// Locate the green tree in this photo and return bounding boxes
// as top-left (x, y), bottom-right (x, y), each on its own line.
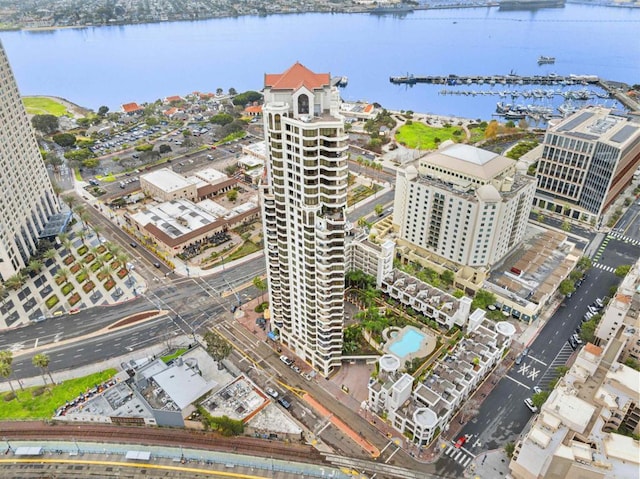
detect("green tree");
top-left (228, 87), bottom-right (237, 96)
top-left (484, 120), bottom-right (498, 139)
top-left (252, 276), bottom-right (267, 303)
top-left (55, 267), bottom-right (70, 284)
top-left (210, 113), bottom-right (234, 125)
top-left (614, 265), bottom-right (631, 277)
top-left (52, 133), bottom-right (77, 147)
top-left (561, 220), bottom-right (571, 232)
top-left (231, 90), bottom-right (263, 106)
top-left (97, 105), bottom-right (109, 116)
top-left (471, 289), bottom-right (497, 311)
top-left (504, 442), bottom-right (515, 458)
top-left (0, 350), bottom-right (20, 397)
top-left (559, 279), bottom-right (575, 296)
top-left (580, 319), bottom-right (597, 343)
top-left (226, 189), bottom-right (238, 202)
top-left (531, 390), bottom-right (550, 408)
top-left (158, 144), bottom-right (172, 154)
top-left (203, 331), bottom-right (232, 369)
top-left (32, 353), bottom-right (54, 385)
top-left (27, 259), bottom-right (44, 275)
top-left (577, 256), bottom-right (592, 270)
top-left (374, 204), bottom-right (384, 216)
top-left (31, 114), bottom-right (59, 134)
top-left (5, 273), bottom-right (26, 291)
top-left (43, 248), bottom-right (57, 263)
top-left (441, 270), bottom-right (455, 286)
top-left (216, 88), bottom-right (223, 95)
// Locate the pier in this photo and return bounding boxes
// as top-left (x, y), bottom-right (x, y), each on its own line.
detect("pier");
top-left (389, 73), bottom-right (600, 87)
top-left (390, 73), bottom-right (639, 112)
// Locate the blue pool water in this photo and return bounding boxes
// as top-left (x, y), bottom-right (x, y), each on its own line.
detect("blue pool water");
top-left (389, 329), bottom-right (426, 358)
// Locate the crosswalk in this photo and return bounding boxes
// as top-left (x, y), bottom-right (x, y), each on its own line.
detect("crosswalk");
top-left (608, 232), bottom-right (640, 247)
top-left (593, 262), bottom-right (616, 273)
top-left (444, 444), bottom-right (475, 468)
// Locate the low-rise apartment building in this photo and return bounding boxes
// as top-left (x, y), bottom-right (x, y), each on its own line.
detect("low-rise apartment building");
top-left (368, 312), bottom-right (515, 446)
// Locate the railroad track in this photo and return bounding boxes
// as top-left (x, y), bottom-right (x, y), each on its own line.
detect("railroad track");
top-left (1, 421), bottom-right (324, 463)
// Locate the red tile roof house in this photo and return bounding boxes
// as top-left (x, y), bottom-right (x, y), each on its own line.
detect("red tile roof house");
top-left (164, 95), bottom-right (183, 104)
top-left (121, 102), bottom-right (142, 115)
top-left (244, 104), bottom-right (262, 117)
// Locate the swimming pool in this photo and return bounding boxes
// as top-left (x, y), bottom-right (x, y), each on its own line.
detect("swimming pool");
top-left (388, 329), bottom-right (427, 359)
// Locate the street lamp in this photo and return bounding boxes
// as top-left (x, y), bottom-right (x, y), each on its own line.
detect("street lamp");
top-left (2, 436), bottom-right (11, 452)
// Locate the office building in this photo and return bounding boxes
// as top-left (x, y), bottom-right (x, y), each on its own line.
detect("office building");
top-left (0, 42), bottom-right (59, 281)
top-left (260, 63), bottom-right (348, 376)
top-left (393, 143), bottom-right (536, 268)
top-left (534, 107), bottom-right (640, 225)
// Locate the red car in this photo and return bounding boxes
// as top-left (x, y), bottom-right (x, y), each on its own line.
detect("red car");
top-left (69, 308), bottom-right (80, 315)
top-left (454, 436), bottom-right (467, 449)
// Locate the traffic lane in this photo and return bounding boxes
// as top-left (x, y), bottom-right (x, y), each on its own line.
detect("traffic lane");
top-left (614, 200), bottom-right (640, 240)
top-left (0, 298), bottom-right (150, 352)
top-left (598, 237), bottom-right (640, 269)
top-left (11, 316), bottom-right (178, 377)
top-left (346, 190), bottom-right (395, 223)
top-left (530, 269), bottom-right (617, 364)
top-left (458, 378), bottom-right (536, 452)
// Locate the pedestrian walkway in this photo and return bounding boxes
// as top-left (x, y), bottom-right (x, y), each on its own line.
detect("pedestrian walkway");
top-left (443, 443), bottom-right (475, 468)
top-left (608, 231), bottom-right (640, 246)
top-left (592, 262), bottom-right (616, 273)
top-left (465, 448), bottom-right (510, 479)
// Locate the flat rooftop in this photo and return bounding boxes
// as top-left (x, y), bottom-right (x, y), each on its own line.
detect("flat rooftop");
top-left (141, 168), bottom-right (193, 192)
top-left (131, 199), bottom-right (218, 239)
top-left (550, 107), bottom-right (640, 147)
top-left (420, 143), bottom-right (515, 182)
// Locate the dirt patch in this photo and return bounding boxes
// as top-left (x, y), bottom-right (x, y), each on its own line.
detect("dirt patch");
top-left (107, 310), bottom-right (163, 330)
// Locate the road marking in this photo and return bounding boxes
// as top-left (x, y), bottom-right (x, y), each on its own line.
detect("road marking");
top-left (527, 356), bottom-right (547, 366)
top-left (504, 375), bottom-right (530, 389)
top-left (34, 338), bottom-right (39, 349)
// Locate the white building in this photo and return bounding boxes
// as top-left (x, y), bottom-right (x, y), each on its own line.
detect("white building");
top-left (140, 168), bottom-right (197, 202)
top-left (393, 143), bottom-right (536, 268)
top-left (0, 42), bottom-right (59, 281)
top-left (260, 63), bottom-right (348, 376)
top-left (368, 314), bottom-right (515, 446)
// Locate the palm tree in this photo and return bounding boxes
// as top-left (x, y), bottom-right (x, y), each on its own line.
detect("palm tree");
top-left (27, 259), bottom-right (44, 276)
top-left (99, 265), bottom-right (111, 280)
top-left (77, 229), bottom-right (87, 244)
top-left (91, 224), bottom-right (103, 242)
top-left (79, 212), bottom-right (90, 231)
top-left (61, 194), bottom-right (77, 212)
top-left (55, 267), bottom-right (70, 284)
top-left (5, 273), bottom-right (26, 291)
top-left (32, 353), bottom-right (54, 385)
top-left (0, 283), bottom-right (8, 305)
top-left (253, 276), bottom-right (267, 303)
top-left (90, 246), bottom-right (101, 257)
top-left (43, 248), bottom-right (57, 264)
top-left (0, 350), bottom-right (20, 397)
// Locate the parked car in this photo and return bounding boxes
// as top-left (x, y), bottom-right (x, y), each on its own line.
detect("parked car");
top-left (265, 387), bottom-right (278, 398)
top-left (277, 398), bottom-right (291, 409)
top-left (515, 355), bottom-right (523, 365)
top-left (454, 435), bottom-right (468, 449)
top-left (130, 242), bottom-right (137, 248)
top-left (153, 262), bottom-right (161, 268)
top-left (279, 355), bottom-right (293, 366)
top-left (533, 386), bottom-right (542, 395)
top-left (524, 398), bottom-right (538, 413)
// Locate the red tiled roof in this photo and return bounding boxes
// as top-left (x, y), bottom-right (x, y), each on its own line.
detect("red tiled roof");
top-left (122, 102), bottom-right (142, 113)
top-left (245, 105), bottom-right (262, 114)
top-left (166, 95), bottom-right (182, 103)
top-left (585, 343), bottom-right (603, 356)
top-left (363, 104), bottom-right (374, 113)
top-left (163, 107), bottom-right (179, 116)
top-left (264, 62), bottom-right (330, 91)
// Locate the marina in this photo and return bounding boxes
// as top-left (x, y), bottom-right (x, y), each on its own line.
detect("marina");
top-left (389, 73), bottom-right (600, 87)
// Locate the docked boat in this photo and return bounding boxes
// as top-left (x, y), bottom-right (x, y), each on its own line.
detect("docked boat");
top-left (371, 3), bottom-right (414, 14)
top-left (537, 56), bottom-right (556, 65)
top-left (499, 0), bottom-right (565, 10)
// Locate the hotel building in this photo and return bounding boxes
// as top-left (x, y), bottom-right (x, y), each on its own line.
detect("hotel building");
top-left (533, 107), bottom-right (640, 225)
top-left (260, 63), bottom-right (348, 376)
top-left (393, 143), bottom-right (536, 269)
top-left (0, 42), bottom-right (59, 281)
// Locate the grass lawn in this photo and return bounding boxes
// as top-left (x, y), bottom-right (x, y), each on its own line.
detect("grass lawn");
top-left (395, 123), bottom-right (464, 149)
top-left (0, 369), bottom-right (116, 419)
top-left (96, 173), bottom-right (117, 183)
top-left (161, 348), bottom-right (187, 364)
top-left (45, 295), bottom-right (59, 309)
top-left (22, 96), bottom-right (70, 117)
top-left (225, 241), bottom-right (260, 262)
top-left (347, 184), bottom-right (383, 207)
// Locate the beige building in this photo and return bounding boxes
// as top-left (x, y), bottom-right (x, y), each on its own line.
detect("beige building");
top-left (0, 42), bottom-right (59, 281)
top-left (260, 63), bottom-right (348, 376)
top-left (393, 143), bottom-right (536, 269)
top-left (140, 168), bottom-right (197, 202)
top-left (510, 260), bottom-right (640, 479)
top-left (533, 107), bottom-right (640, 225)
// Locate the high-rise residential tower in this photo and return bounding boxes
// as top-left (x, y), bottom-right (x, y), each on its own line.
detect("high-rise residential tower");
top-left (0, 42), bottom-right (59, 281)
top-left (261, 63), bottom-right (348, 376)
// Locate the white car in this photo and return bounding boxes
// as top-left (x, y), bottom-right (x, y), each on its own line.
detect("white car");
top-left (265, 387), bottom-right (278, 398)
top-left (533, 386), bottom-right (542, 395)
top-left (524, 398), bottom-right (538, 413)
